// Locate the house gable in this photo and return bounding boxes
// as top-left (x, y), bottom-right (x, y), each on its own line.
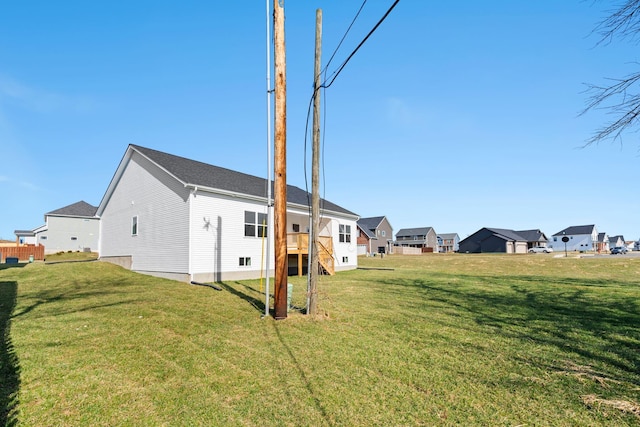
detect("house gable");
top-left (98, 145), bottom-right (359, 282)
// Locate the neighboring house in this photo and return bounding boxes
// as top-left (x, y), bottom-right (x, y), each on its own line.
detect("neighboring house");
top-left (356, 216), bottom-right (393, 255)
top-left (549, 225), bottom-right (598, 252)
top-left (515, 229), bottom-right (550, 250)
top-left (437, 233), bottom-right (460, 253)
top-left (608, 235), bottom-right (625, 248)
top-left (30, 201), bottom-right (100, 254)
top-left (97, 144), bottom-right (359, 282)
top-left (395, 227), bottom-right (438, 252)
top-left (13, 230), bottom-right (36, 245)
top-left (596, 232), bottom-right (610, 253)
top-left (356, 224), bottom-right (375, 256)
top-left (458, 228), bottom-right (528, 254)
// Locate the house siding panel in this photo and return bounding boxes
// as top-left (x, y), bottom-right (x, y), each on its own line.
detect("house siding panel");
top-left (329, 216), bottom-right (358, 271)
top-left (38, 216), bottom-right (99, 254)
top-left (99, 152), bottom-right (190, 274)
top-left (191, 191), bottom-right (270, 281)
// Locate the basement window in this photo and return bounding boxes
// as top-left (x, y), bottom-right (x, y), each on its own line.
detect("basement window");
top-left (342, 256), bottom-right (348, 263)
top-left (71, 237), bottom-right (77, 241)
top-left (239, 257), bottom-right (251, 267)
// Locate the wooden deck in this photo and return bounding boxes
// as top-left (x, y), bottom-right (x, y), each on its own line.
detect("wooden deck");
top-left (287, 233), bottom-right (334, 276)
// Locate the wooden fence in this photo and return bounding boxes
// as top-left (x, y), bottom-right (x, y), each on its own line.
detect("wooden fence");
top-left (0, 245), bottom-right (45, 262)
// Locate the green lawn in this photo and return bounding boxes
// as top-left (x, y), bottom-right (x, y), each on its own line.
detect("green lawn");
top-left (1, 254), bottom-right (639, 426)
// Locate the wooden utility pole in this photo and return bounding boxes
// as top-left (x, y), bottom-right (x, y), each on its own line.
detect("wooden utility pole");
top-left (308, 9), bottom-right (322, 317)
top-left (273, 0), bottom-right (288, 320)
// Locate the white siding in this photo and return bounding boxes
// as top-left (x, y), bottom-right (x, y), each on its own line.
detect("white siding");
top-left (38, 216), bottom-right (99, 254)
top-left (190, 198), bottom-right (358, 280)
top-left (327, 215), bottom-right (359, 272)
top-left (99, 152), bottom-right (190, 274)
top-left (549, 234), bottom-right (595, 252)
top-left (190, 191), bottom-right (270, 281)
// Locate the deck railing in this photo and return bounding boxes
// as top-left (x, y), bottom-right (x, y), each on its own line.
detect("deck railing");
top-left (286, 233), bottom-right (334, 275)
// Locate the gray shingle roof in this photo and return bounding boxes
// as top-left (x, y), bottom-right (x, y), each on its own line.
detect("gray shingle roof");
top-left (357, 216), bottom-right (385, 231)
top-left (396, 227), bottom-right (434, 237)
top-left (485, 228), bottom-right (527, 242)
top-left (437, 233), bottom-right (458, 240)
top-left (357, 224), bottom-right (376, 239)
top-left (47, 201), bottom-right (98, 218)
top-left (609, 235), bottom-right (625, 243)
top-left (553, 225), bottom-right (595, 236)
top-left (515, 229), bottom-right (547, 242)
top-left (131, 145), bottom-right (357, 217)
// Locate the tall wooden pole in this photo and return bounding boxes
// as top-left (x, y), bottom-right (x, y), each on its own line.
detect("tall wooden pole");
top-left (264, 0), bottom-right (273, 319)
top-left (308, 9), bottom-right (322, 317)
top-left (273, 0), bottom-right (288, 320)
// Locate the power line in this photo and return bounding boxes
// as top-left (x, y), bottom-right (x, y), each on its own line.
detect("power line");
top-left (321, 0), bottom-right (400, 89)
top-left (322, 0), bottom-right (367, 77)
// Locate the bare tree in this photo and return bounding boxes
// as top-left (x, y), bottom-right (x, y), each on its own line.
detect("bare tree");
top-left (582, 0), bottom-right (640, 145)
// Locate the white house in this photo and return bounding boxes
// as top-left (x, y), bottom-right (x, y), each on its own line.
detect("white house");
top-left (608, 235), bottom-right (625, 249)
top-left (32, 201), bottom-right (100, 254)
top-left (97, 145), bottom-right (359, 282)
top-left (549, 224), bottom-right (598, 252)
top-left (437, 233), bottom-right (460, 253)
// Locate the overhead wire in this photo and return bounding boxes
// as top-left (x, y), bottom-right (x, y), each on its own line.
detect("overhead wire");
top-left (302, 0), bottom-right (400, 277)
top-left (321, 0), bottom-right (400, 89)
top-left (304, 1), bottom-right (368, 208)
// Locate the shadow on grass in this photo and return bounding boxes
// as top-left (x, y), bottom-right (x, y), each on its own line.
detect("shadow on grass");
top-left (218, 282), bottom-right (267, 315)
top-left (273, 322), bottom-right (329, 424)
top-left (10, 273), bottom-right (142, 321)
top-left (0, 281), bottom-right (20, 426)
top-left (382, 273), bottom-right (640, 383)
top-left (0, 264), bottom-right (27, 271)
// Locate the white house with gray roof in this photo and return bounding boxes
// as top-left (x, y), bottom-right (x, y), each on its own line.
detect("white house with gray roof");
top-left (437, 233), bottom-right (460, 253)
top-left (32, 200), bottom-right (100, 254)
top-left (549, 224), bottom-right (598, 252)
top-left (97, 145), bottom-right (359, 282)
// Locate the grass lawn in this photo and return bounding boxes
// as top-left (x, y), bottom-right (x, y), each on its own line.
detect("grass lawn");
top-left (1, 254), bottom-right (639, 425)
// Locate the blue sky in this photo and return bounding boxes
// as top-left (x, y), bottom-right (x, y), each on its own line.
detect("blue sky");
top-left (1, 1), bottom-right (638, 242)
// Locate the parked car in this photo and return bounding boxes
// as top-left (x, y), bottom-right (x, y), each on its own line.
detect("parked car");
top-left (611, 246), bottom-right (628, 255)
top-left (529, 246), bottom-right (553, 253)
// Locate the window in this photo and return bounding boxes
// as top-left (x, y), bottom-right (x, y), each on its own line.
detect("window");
top-left (381, 230), bottom-right (386, 237)
top-left (258, 213), bottom-right (267, 237)
top-left (244, 211), bottom-right (268, 237)
top-left (553, 237), bottom-right (557, 242)
top-left (342, 256), bottom-right (349, 263)
top-left (132, 216), bottom-right (138, 236)
top-left (244, 211), bottom-right (255, 237)
top-left (339, 224), bottom-right (351, 243)
top-left (40, 236), bottom-right (47, 240)
top-left (71, 237), bottom-right (77, 241)
top-left (292, 223), bottom-right (300, 232)
top-left (239, 257), bottom-right (251, 266)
